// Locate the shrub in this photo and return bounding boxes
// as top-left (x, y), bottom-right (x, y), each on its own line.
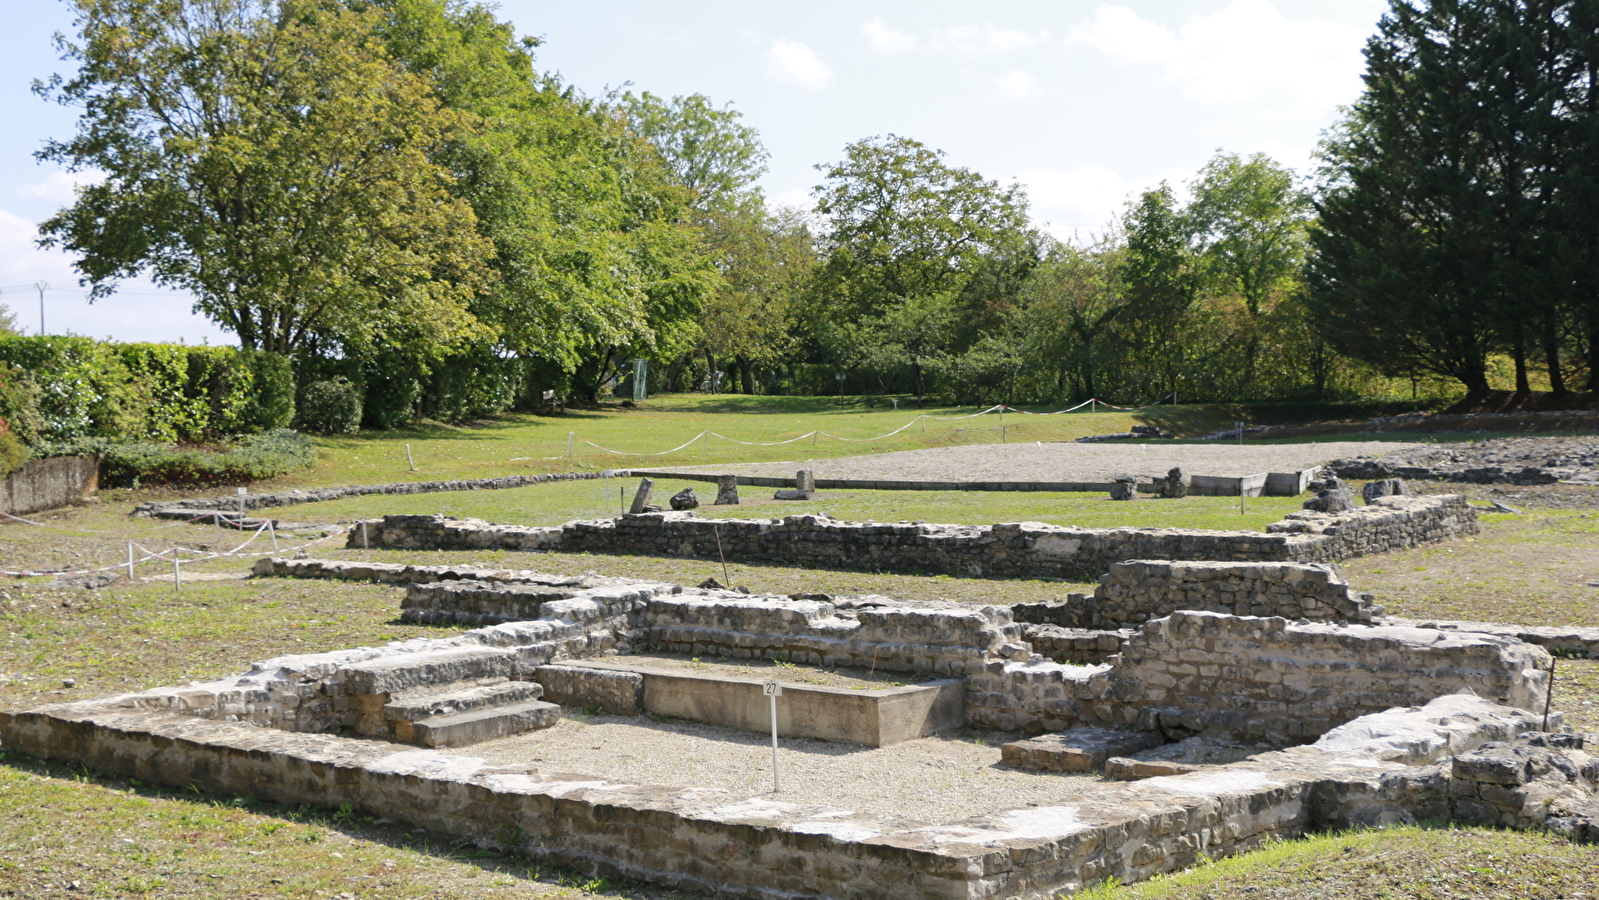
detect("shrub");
top-left (0, 422), bottom-right (27, 478)
top-left (233, 350), bottom-right (295, 432)
top-left (296, 377), bottom-right (363, 435)
top-left (0, 335), bottom-right (143, 441)
top-left (34, 429), bottom-right (316, 488)
top-left (0, 363), bottom-right (45, 446)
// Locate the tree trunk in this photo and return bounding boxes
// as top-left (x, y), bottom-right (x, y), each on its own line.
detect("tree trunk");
top-left (1512, 339), bottom-right (1530, 394)
top-left (1545, 331), bottom-right (1567, 395)
top-left (704, 349), bottom-right (718, 394)
top-left (737, 356), bottom-right (755, 394)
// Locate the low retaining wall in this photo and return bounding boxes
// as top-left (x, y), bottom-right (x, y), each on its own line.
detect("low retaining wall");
top-left (351, 494), bottom-right (1477, 581)
top-left (1013, 560), bottom-right (1380, 631)
top-left (0, 455), bottom-right (100, 516)
top-left (0, 694), bottom-right (1564, 899)
top-left (244, 566), bottom-right (1552, 746)
top-left (133, 471), bottom-right (604, 519)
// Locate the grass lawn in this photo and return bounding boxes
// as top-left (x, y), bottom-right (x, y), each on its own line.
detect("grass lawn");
top-left (2, 397), bottom-right (1596, 897)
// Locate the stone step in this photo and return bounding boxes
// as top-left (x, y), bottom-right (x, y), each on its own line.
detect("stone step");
top-left (385, 680), bottom-right (545, 724)
top-left (406, 699), bottom-right (563, 748)
top-left (1000, 727), bottom-right (1163, 773)
top-left (342, 646), bottom-right (518, 696)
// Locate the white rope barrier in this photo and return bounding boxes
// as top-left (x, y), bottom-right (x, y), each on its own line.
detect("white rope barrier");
top-left (543, 395), bottom-right (1176, 459)
top-left (2, 520), bottom-right (346, 579)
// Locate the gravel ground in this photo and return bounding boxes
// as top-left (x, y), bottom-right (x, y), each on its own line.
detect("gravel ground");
top-left (653, 440), bottom-right (1428, 484)
top-left (460, 714), bottom-right (1109, 825)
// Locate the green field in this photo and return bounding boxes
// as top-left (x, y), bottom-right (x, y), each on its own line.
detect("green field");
top-left (1, 396), bottom-right (1595, 899)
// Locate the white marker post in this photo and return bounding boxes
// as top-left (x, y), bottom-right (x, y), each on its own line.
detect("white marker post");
top-left (763, 680), bottom-right (783, 793)
top-left (406, 443), bottom-right (417, 472)
top-left (237, 486), bottom-right (247, 521)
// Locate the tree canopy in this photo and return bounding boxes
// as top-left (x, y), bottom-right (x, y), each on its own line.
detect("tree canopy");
top-left (1310, 0), bottom-right (1599, 396)
top-left (37, 0), bottom-right (494, 357)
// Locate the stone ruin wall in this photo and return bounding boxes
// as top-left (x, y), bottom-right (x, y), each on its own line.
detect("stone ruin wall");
top-left (214, 560), bottom-right (1550, 749)
top-left (1014, 559), bottom-right (1381, 632)
top-left (351, 493), bottom-right (1476, 580)
top-left (0, 555), bottom-right (1577, 900)
top-left (3, 695), bottom-right (1559, 900)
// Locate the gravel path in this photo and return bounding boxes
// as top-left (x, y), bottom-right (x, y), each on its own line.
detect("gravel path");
top-left (654, 440), bottom-right (1427, 484)
top-left (460, 714), bottom-right (1109, 825)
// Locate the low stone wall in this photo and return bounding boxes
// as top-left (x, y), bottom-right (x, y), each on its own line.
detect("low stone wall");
top-left (640, 594), bottom-right (1028, 677)
top-left (0, 455), bottom-right (100, 516)
top-left (107, 582), bottom-right (662, 733)
top-left (244, 566), bottom-right (1552, 746)
top-left (1268, 494), bottom-right (1478, 561)
top-left (134, 471), bottom-right (602, 518)
top-left (1012, 560), bottom-right (1380, 631)
top-left (1085, 560), bottom-right (1380, 627)
top-left (1449, 734), bottom-right (1599, 841)
top-left (0, 694), bottom-right (1559, 899)
top-left (351, 494), bottom-right (1478, 581)
top-left (1096, 611), bottom-right (1550, 743)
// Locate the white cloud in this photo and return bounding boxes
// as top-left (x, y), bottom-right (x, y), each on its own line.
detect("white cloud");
top-left (0, 207), bottom-right (229, 343)
top-left (1066, 0), bottom-right (1366, 119)
top-left (863, 18), bottom-right (916, 53)
top-left (765, 39), bottom-right (834, 89)
top-left (765, 186), bottom-right (815, 214)
top-left (994, 71), bottom-right (1050, 100)
top-left (14, 168), bottom-right (105, 205)
top-left (934, 24), bottom-right (1050, 55)
top-left (1014, 164), bottom-right (1200, 242)
top-left (1014, 165), bottom-right (1134, 239)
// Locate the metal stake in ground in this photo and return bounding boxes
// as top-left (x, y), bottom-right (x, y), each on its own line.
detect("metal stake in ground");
top-left (763, 680), bottom-right (783, 792)
top-left (1544, 656), bottom-right (1557, 732)
top-left (713, 523), bottom-right (731, 586)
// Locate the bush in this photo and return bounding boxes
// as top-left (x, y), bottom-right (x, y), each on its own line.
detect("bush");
top-left (296, 377), bottom-right (363, 434)
top-left (0, 423), bottom-right (27, 478)
top-left (0, 335), bottom-right (143, 440)
top-left (234, 350), bottom-right (295, 432)
top-left (0, 363), bottom-right (45, 446)
top-left (34, 429), bottom-right (316, 488)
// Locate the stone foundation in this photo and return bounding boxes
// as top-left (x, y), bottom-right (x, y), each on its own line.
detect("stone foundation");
top-left (0, 694), bottom-right (1564, 899)
top-left (350, 493), bottom-right (1477, 580)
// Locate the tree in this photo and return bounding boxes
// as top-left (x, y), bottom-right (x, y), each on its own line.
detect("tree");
top-left (375, 0), bottom-right (718, 402)
top-left (808, 134), bottom-right (1032, 402)
top-left (1186, 152), bottom-right (1314, 395)
top-left (36, 0), bottom-right (494, 357)
top-left (697, 205), bottom-right (815, 393)
top-left (1309, 0), bottom-right (1599, 397)
top-left (1119, 183), bottom-right (1200, 399)
top-left (624, 92), bottom-right (769, 214)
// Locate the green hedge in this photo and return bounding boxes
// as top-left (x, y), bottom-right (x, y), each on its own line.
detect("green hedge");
top-left (0, 337), bottom-right (294, 444)
top-left (35, 429), bottom-right (315, 488)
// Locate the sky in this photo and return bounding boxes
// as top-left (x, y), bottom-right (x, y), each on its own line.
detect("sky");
top-left (0, 0), bottom-right (1390, 346)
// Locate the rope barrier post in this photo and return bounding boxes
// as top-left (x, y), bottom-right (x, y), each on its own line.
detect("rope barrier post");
top-left (269, 520), bottom-right (278, 552)
top-left (406, 443), bottom-right (417, 472)
top-left (213, 512), bottom-right (221, 546)
top-left (237, 487), bottom-right (247, 521)
top-left (1091, 399), bottom-right (1097, 413)
top-left (127, 542), bottom-right (135, 582)
top-left (567, 432), bottom-right (575, 457)
top-left (812, 430), bottom-right (817, 446)
top-left (172, 550), bottom-right (181, 592)
top-left (920, 416), bottom-right (925, 433)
